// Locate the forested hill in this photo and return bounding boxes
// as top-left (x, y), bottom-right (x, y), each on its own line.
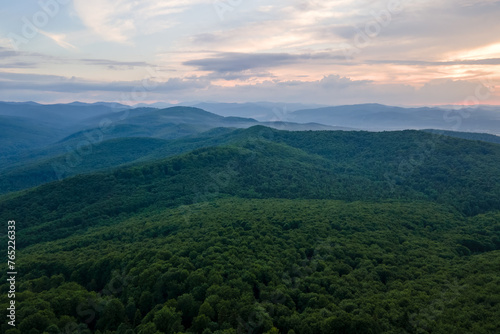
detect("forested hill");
top-left (2, 126), bottom-right (500, 248)
top-left (0, 106), bottom-right (342, 194)
top-left (422, 129), bottom-right (500, 144)
top-left (1, 126), bottom-right (499, 333)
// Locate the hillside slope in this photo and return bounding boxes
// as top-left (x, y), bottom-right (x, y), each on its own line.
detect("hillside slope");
top-left (2, 126), bottom-right (500, 248)
top-left (0, 115), bottom-right (64, 156)
top-left (0, 106), bottom-right (340, 181)
top-left (1, 198), bottom-right (499, 333)
top-left (1, 127), bottom-right (500, 333)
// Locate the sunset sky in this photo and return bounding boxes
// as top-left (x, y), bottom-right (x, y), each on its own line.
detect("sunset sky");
top-left (0, 0), bottom-right (499, 105)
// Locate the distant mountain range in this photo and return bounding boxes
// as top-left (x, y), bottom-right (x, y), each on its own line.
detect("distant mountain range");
top-left (287, 103), bottom-right (500, 134)
top-left (133, 102), bottom-right (500, 134)
top-left (0, 102), bottom-right (348, 193)
top-left (1, 101), bottom-right (499, 194)
top-left (190, 102), bottom-right (327, 121)
top-left (0, 101), bottom-right (347, 157)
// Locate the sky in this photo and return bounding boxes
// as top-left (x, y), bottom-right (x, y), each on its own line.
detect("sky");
top-left (0, 0), bottom-right (499, 106)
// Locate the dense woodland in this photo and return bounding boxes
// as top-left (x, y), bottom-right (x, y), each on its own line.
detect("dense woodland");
top-left (1, 126), bottom-right (500, 333)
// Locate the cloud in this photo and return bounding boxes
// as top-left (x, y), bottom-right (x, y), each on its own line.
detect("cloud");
top-left (0, 47), bottom-right (20, 58)
top-left (73, 0), bottom-right (135, 43)
top-left (73, 0), bottom-right (203, 43)
top-left (203, 71), bottom-right (277, 82)
top-left (0, 72), bottom-right (66, 82)
top-left (367, 58), bottom-right (500, 66)
top-left (0, 47), bottom-right (155, 72)
top-left (0, 47), bottom-right (45, 69)
top-left (183, 52), bottom-right (345, 73)
top-left (79, 59), bottom-right (154, 70)
top-left (318, 74), bottom-right (372, 88)
top-left (0, 62), bottom-right (37, 69)
top-left (0, 72), bottom-right (209, 94)
top-left (1, 0), bottom-right (500, 106)
top-left (39, 30), bottom-right (77, 50)
top-left (0, 38), bottom-right (14, 49)
top-left (0, 68), bottom-right (497, 106)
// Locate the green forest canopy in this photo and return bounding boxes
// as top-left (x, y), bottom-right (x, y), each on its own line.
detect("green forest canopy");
top-left (1, 127), bottom-right (499, 333)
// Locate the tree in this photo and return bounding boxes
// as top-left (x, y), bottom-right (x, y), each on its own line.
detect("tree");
top-left (153, 305), bottom-right (184, 334)
top-left (177, 293), bottom-right (199, 327)
top-left (19, 312), bottom-right (51, 333)
top-left (125, 297), bottom-right (137, 322)
top-left (140, 290), bottom-right (154, 314)
top-left (45, 324), bottom-right (60, 334)
top-left (96, 298), bottom-right (125, 331)
top-left (138, 322), bottom-right (161, 334)
top-left (199, 301), bottom-right (216, 320)
top-left (117, 323), bottom-right (133, 334)
top-left (5, 329), bottom-right (21, 334)
top-left (191, 314), bottom-right (213, 333)
top-left (134, 309), bottom-right (143, 326)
